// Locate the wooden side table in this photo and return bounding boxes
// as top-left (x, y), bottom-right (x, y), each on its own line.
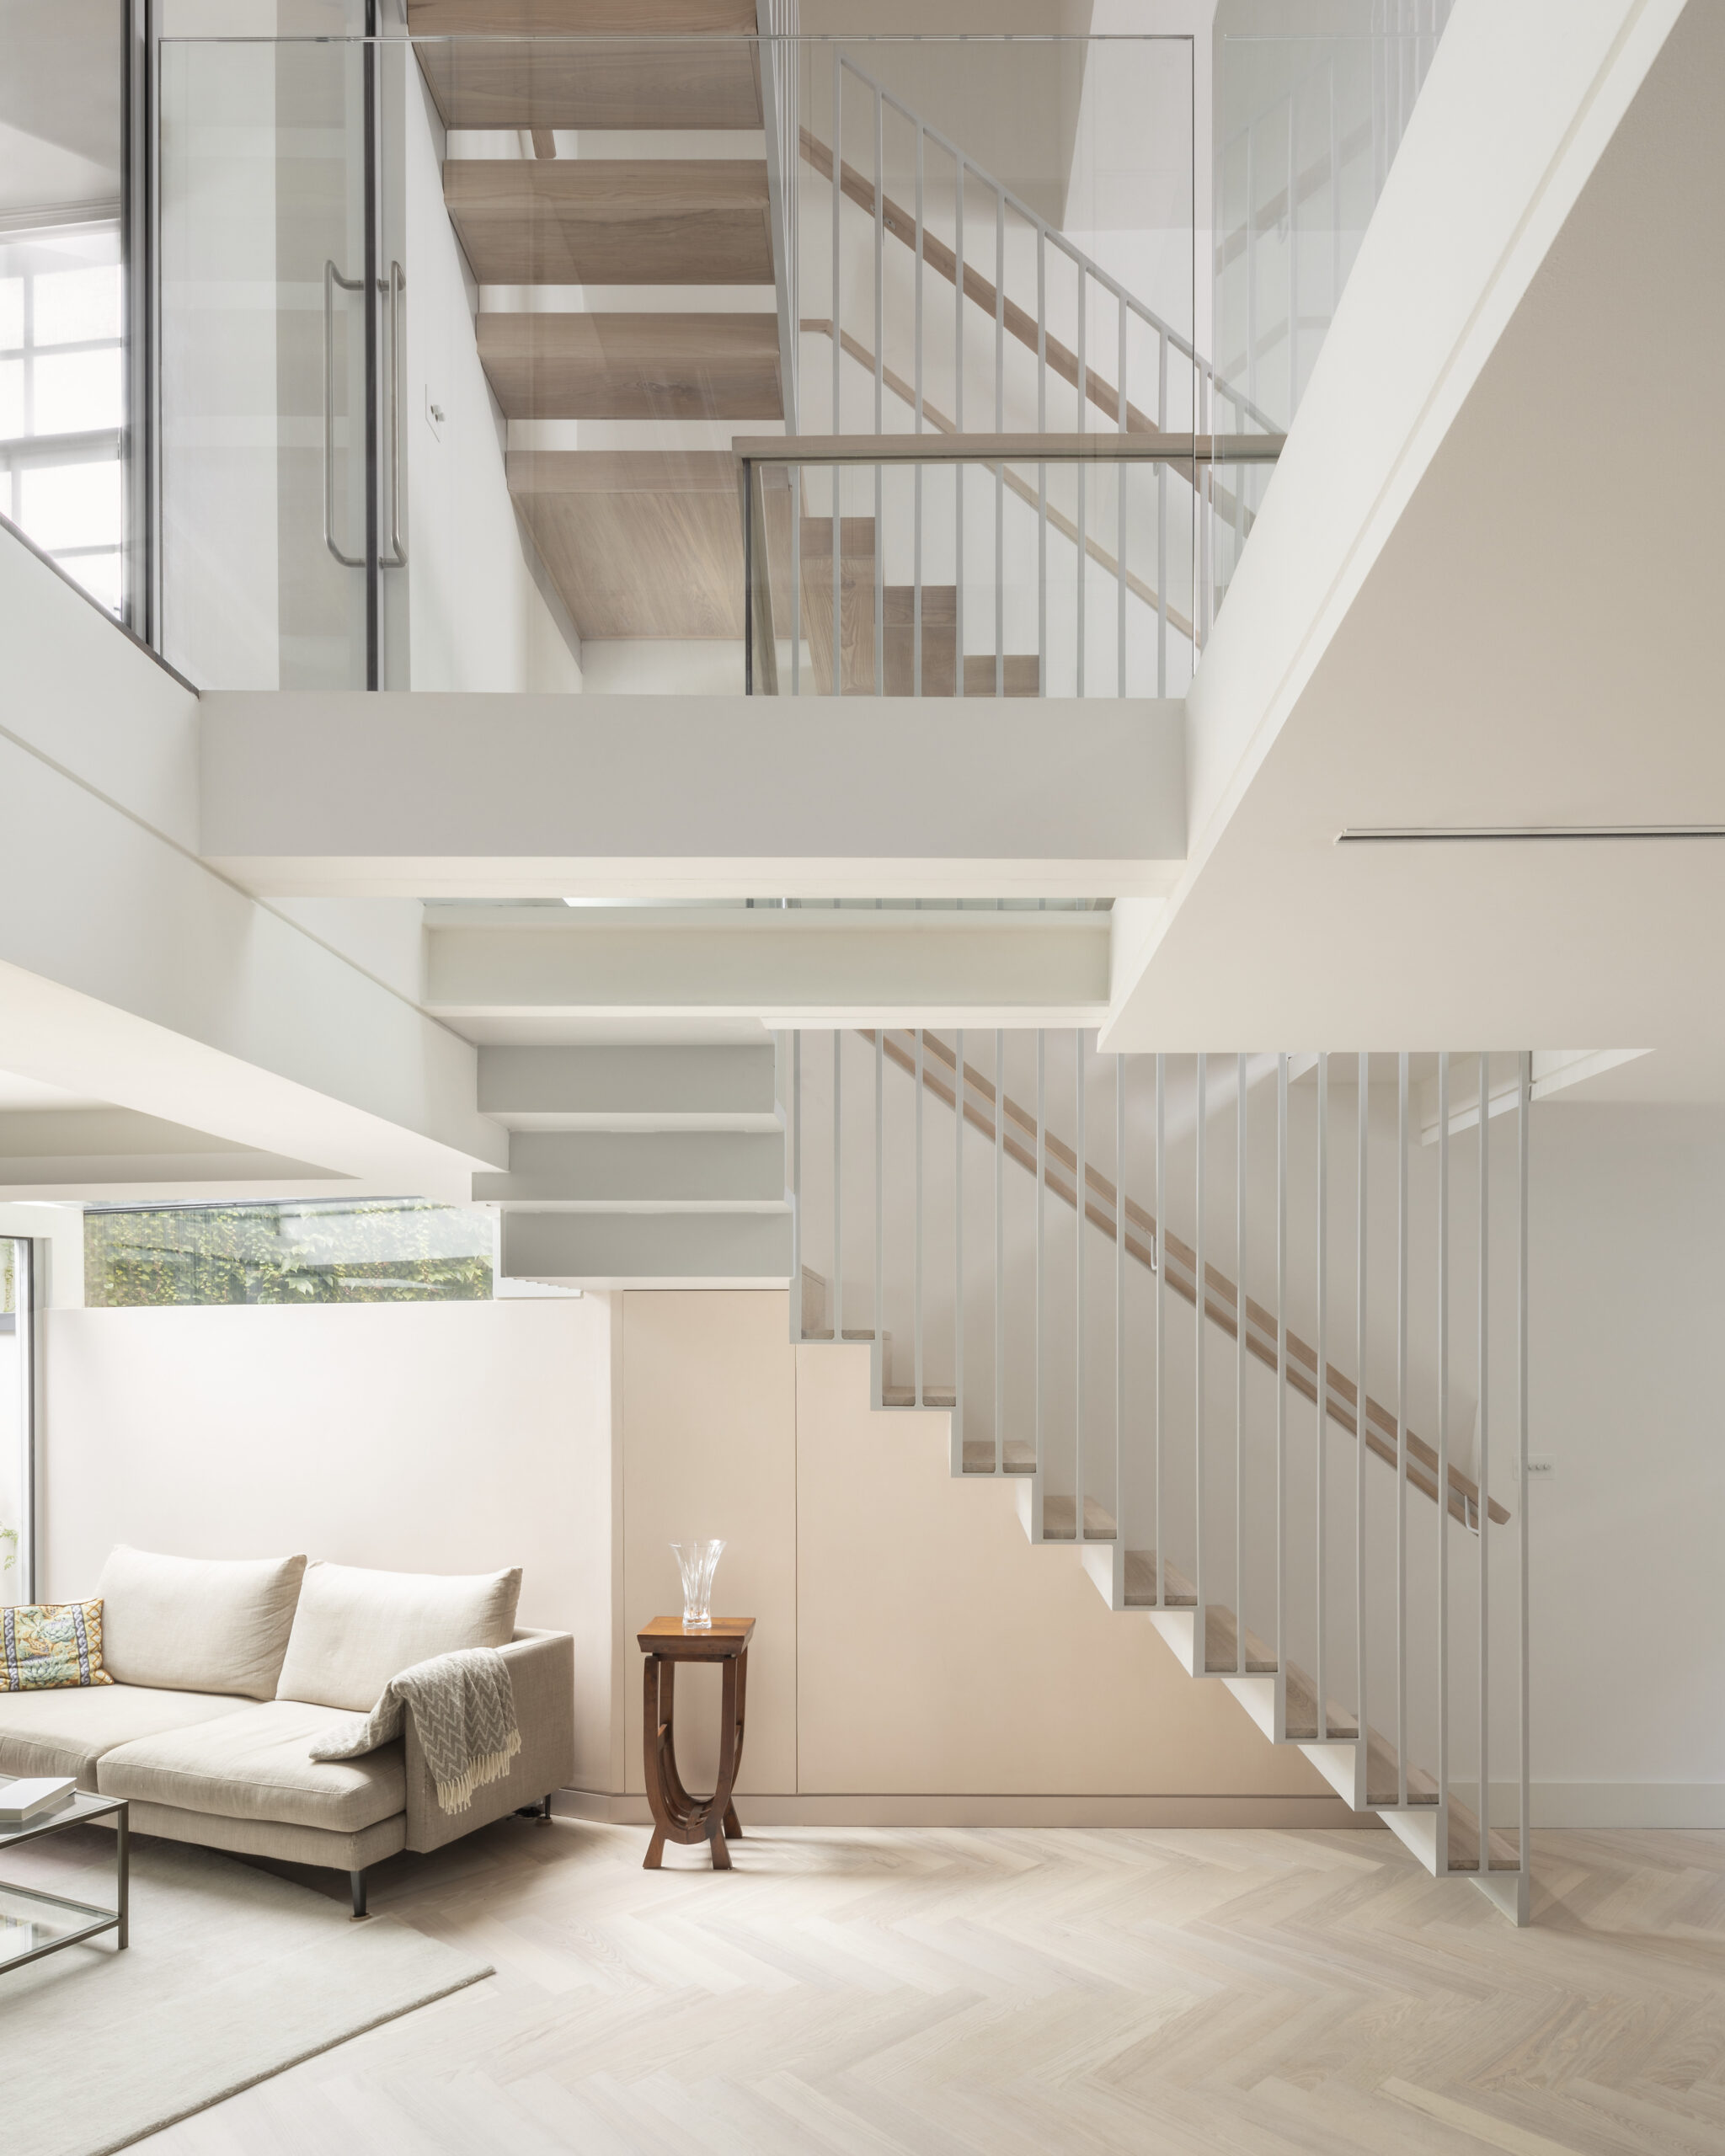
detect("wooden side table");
top-left (638, 1616), bottom-right (754, 1870)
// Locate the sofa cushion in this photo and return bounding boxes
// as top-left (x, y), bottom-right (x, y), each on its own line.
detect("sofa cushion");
top-left (98, 1699), bottom-right (407, 1835)
top-left (98, 1545), bottom-right (307, 1700)
top-left (275, 1561), bottom-right (522, 1712)
top-left (0, 1683), bottom-right (252, 1790)
top-left (0, 1598), bottom-right (113, 1690)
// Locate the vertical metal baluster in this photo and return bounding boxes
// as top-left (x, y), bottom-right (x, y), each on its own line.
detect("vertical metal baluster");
top-left (1316, 1051), bottom-right (1328, 1738)
top-left (874, 1028), bottom-right (884, 1389)
top-left (1277, 1054), bottom-right (1288, 1678)
top-left (1076, 1030), bottom-right (1087, 1539)
top-left (915, 1027), bottom-right (925, 1407)
top-left (1076, 264), bottom-right (1087, 697)
top-left (1517, 1049), bottom-right (1530, 1894)
top-left (1236, 1052), bottom-right (1247, 1674)
top-left (1156, 328), bottom-right (1167, 694)
top-left (954, 157), bottom-right (964, 700)
top-left (1035, 1031), bottom-right (1045, 1502)
top-left (1357, 1050), bottom-right (1368, 1753)
top-left (1437, 1049), bottom-right (1450, 1868)
top-left (1195, 1053), bottom-right (1206, 1655)
top-left (996, 1027), bottom-right (1005, 1476)
top-left (1287, 85), bottom-right (1298, 424)
top-left (832, 1032), bottom-right (843, 1340)
top-left (995, 190), bottom-right (1005, 698)
top-left (1397, 1050), bottom-right (1408, 1807)
top-left (831, 51), bottom-right (842, 698)
top-left (1037, 231), bottom-right (1047, 695)
top-left (873, 85), bottom-right (884, 698)
top-left (792, 458), bottom-right (801, 695)
top-left (1116, 1053), bottom-right (1126, 1582)
top-left (1155, 1053), bottom-right (1166, 1605)
top-left (955, 1027), bottom-right (965, 1472)
top-left (1478, 1049), bottom-right (1491, 1869)
top-left (792, 1031), bottom-right (803, 1340)
top-left (914, 125), bottom-right (925, 696)
top-left (1118, 302), bottom-right (1128, 698)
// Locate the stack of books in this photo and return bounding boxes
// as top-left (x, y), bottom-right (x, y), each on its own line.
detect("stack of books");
top-left (0, 1776), bottom-right (77, 1825)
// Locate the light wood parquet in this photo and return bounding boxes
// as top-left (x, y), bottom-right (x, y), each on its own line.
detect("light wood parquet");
top-left (132, 1817), bottom-right (1725, 2154)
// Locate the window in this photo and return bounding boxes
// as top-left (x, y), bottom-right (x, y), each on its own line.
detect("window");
top-left (0, 225), bottom-right (126, 614)
top-left (83, 1201), bottom-right (496, 1308)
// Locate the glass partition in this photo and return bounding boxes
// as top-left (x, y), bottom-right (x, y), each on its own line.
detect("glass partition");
top-left (152, 30), bottom-right (1199, 695)
top-left (0, 1241), bottom-right (35, 1605)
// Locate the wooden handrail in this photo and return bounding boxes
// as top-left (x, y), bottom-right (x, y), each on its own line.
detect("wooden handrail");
top-left (801, 128), bottom-right (1165, 440)
top-left (862, 1028), bottom-right (1509, 1530)
top-left (795, 318), bottom-right (1199, 643)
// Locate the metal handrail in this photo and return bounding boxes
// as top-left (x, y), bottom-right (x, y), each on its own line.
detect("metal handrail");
top-left (736, 432), bottom-right (1285, 467)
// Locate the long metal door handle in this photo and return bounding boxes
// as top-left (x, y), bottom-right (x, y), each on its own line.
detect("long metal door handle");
top-left (384, 260), bottom-right (407, 568)
top-left (323, 259), bottom-right (366, 568)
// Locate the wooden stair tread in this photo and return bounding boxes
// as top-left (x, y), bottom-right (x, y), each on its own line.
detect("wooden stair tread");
top-left (478, 312), bottom-right (782, 420)
top-left (446, 160), bottom-right (772, 286)
top-left (960, 1438), bottom-right (1037, 1474)
top-left (411, 11), bottom-right (761, 131)
top-left (1038, 1493), bottom-right (1118, 1542)
top-left (506, 449), bottom-right (745, 639)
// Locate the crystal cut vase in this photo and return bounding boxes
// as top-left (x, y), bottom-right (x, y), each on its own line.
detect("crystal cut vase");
top-left (671, 1539), bottom-right (724, 1630)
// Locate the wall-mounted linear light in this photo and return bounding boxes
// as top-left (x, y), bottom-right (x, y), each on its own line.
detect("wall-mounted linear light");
top-left (1336, 825), bottom-right (1725, 845)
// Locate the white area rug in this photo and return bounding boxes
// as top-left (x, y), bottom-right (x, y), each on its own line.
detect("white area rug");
top-left (0, 1825), bottom-right (492, 2156)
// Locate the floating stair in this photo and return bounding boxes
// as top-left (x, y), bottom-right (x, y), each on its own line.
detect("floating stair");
top-left (478, 312), bottom-right (784, 422)
top-left (446, 160), bottom-right (775, 287)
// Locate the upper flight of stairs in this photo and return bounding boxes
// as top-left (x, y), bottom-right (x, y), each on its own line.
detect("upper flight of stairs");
top-left (414, 0), bottom-right (782, 644)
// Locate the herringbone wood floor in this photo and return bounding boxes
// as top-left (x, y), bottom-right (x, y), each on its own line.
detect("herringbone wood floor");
top-left (144, 1818), bottom-right (1725, 2154)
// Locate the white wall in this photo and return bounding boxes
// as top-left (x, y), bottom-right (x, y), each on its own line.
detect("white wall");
top-left (41, 1297), bottom-right (615, 1790)
top-left (397, 58), bottom-right (581, 694)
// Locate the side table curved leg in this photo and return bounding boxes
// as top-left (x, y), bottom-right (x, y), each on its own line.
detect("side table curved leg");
top-left (722, 1647), bottom-right (749, 1840)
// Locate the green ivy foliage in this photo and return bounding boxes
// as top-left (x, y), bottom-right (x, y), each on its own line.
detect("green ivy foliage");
top-left (84, 1201), bottom-right (494, 1307)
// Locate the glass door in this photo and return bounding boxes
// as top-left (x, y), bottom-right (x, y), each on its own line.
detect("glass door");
top-left (158, 35), bottom-right (387, 687)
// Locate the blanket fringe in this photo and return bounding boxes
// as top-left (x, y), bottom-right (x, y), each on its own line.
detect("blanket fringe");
top-left (434, 1726), bottom-right (523, 1815)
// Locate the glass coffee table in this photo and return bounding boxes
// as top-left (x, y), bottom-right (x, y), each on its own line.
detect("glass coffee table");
top-left (0, 1789), bottom-right (129, 1972)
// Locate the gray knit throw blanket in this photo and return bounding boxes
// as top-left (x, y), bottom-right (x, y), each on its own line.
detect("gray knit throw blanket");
top-left (310, 1647), bottom-right (522, 1814)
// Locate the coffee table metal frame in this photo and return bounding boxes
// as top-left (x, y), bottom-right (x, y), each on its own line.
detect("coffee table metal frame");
top-left (0, 1788), bottom-right (129, 1972)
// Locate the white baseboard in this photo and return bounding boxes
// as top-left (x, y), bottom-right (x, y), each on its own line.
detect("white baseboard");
top-left (553, 1785), bottom-right (1725, 1831)
top-left (552, 1791), bottom-right (1371, 1829)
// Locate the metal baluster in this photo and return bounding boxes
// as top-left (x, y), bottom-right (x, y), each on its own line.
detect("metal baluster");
top-left (1478, 1049), bottom-right (1490, 1869)
top-left (1195, 1053), bottom-right (1206, 1655)
top-left (1236, 1052), bottom-right (1247, 1674)
top-left (873, 85), bottom-right (884, 697)
top-left (1118, 302), bottom-right (1128, 698)
top-left (1076, 264), bottom-right (1087, 697)
top-left (1287, 85), bottom-right (1298, 424)
top-left (1357, 1050), bottom-right (1368, 1752)
top-left (1397, 1050), bottom-right (1408, 1806)
top-left (1316, 1050), bottom-right (1328, 1738)
top-left (1037, 231), bottom-right (1047, 696)
top-left (1116, 1054), bottom-right (1126, 1584)
top-left (915, 125), bottom-right (925, 696)
top-left (915, 1027), bottom-right (925, 1406)
top-left (874, 1028), bottom-right (884, 1389)
top-left (996, 1027), bottom-right (1005, 1476)
top-left (954, 157), bottom-right (964, 699)
top-left (1277, 1054), bottom-right (1288, 1677)
top-left (1437, 1050), bottom-right (1450, 1867)
top-left (1517, 1049), bottom-right (1530, 1892)
top-left (792, 1031), bottom-right (803, 1340)
top-left (832, 1032), bottom-right (843, 1340)
top-left (1155, 1052), bottom-right (1165, 1605)
top-left (996, 190), bottom-right (1005, 698)
top-left (955, 1027), bottom-right (965, 1471)
top-left (1035, 1030), bottom-right (1045, 1499)
top-left (1076, 1030), bottom-right (1087, 1539)
top-left (831, 50), bottom-right (842, 698)
top-left (1156, 326), bottom-right (1167, 694)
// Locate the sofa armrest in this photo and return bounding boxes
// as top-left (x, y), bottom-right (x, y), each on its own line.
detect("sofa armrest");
top-left (403, 1627), bottom-right (576, 1854)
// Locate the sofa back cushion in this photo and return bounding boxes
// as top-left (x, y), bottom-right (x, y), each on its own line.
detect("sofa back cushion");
top-left (98, 1546), bottom-right (307, 1700)
top-left (274, 1561), bottom-right (522, 1711)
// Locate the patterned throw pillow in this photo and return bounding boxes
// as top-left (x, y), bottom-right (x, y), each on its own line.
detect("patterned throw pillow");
top-left (0, 1599), bottom-right (114, 1690)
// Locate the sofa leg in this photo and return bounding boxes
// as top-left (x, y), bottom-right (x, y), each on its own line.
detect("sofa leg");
top-left (350, 1868), bottom-right (370, 1921)
top-left (515, 1795), bottom-right (553, 1824)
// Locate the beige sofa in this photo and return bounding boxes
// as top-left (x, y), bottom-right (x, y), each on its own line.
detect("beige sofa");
top-left (0, 1546), bottom-right (575, 1917)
